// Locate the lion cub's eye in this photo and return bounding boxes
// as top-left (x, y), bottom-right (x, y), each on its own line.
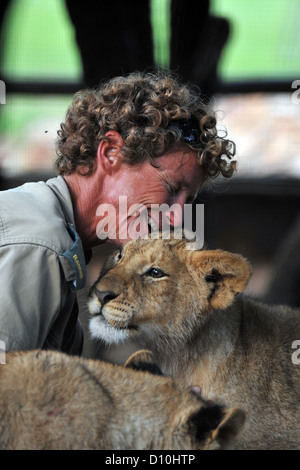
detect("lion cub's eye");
top-left (145, 267), bottom-right (166, 279)
top-left (115, 250), bottom-right (123, 263)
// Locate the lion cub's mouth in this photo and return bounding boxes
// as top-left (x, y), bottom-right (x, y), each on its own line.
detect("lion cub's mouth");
top-left (88, 300), bottom-right (138, 344)
top-left (88, 295), bottom-right (138, 331)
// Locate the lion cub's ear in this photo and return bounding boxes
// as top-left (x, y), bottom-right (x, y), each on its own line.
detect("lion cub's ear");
top-left (124, 350), bottom-right (164, 376)
top-left (201, 407), bottom-right (246, 450)
top-left (191, 250), bottom-right (251, 310)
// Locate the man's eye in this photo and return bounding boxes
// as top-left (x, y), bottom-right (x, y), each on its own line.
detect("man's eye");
top-left (145, 267), bottom-right (166, 278)
top-left (165, 181), bottom-right (180, 195)
top-left (169, 184), bottom-right (180, 195)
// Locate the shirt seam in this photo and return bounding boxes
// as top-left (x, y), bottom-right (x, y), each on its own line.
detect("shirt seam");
top-left (0, 207), bottom-right (6, 240)
top-left (0, 238), bottom-right (66, 255)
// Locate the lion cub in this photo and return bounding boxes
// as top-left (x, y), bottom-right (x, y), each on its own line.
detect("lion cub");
top-left (88, 237), bottom-right (300, 450)
top-left (0, 349), bottom-right (244, 450)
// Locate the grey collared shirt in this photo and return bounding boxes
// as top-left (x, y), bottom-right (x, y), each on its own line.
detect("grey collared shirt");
top-left (0, 176), bottom-right (86, 353)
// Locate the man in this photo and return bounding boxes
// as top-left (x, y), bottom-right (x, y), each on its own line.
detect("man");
top-left (0, 72), bottom-right (235, 354)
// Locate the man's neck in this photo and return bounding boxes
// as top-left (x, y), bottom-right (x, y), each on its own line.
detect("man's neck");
top-left (63, 172), bottom-right (102, 251)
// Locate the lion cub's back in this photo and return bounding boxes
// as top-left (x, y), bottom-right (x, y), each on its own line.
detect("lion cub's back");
top-left (0, 350), bottom-right (186, 450)
top-left (0, 350), bottom-right (117, 449)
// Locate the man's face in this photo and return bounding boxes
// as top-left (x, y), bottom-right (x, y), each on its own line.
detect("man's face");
top-left (96, 147), bottom-right (204, 246)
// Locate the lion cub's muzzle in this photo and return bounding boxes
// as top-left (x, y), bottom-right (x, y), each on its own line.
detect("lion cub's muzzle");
top-left (95, 288), bottom-right (117, 307)
top-left (88, 287), bottom-right (118, 316)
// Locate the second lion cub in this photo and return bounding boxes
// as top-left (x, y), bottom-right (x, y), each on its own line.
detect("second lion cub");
top-left (0, 349), bottom-right (244, 450)
top-left (89, 237), bottom-right (300, 450)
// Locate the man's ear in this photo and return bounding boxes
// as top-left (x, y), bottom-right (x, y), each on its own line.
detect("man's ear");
top-left (191, 249), bottom-right (251, 310)
top-left (97, 131), bottom-right (124, 173)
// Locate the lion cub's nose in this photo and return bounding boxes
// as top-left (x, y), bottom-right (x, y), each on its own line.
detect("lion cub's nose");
top-left (95, 288), bottom-right (117, 306)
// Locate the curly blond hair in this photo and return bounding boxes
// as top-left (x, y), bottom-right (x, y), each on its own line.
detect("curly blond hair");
top-left (55, 72), bottom-right (236, 182)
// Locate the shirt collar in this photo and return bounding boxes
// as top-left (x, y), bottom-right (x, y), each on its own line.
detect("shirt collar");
top-left (46, 176), bottom-right (75, 227)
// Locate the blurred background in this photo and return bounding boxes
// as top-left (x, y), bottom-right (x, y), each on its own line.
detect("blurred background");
top-left (0, 0), bottom-right (300, 360)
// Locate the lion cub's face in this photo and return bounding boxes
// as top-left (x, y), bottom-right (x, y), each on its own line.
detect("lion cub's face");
top-left (88, 238), bottom-right (251, 347)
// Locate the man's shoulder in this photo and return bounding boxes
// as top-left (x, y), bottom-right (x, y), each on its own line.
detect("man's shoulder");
top-left (0, 179), bottom-right (72, 253)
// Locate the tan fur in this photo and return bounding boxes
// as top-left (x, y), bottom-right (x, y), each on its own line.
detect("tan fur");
top-left (0, 349), bottom-right (244, 450)
top-left (89, 237), bottom-right (300, 449)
